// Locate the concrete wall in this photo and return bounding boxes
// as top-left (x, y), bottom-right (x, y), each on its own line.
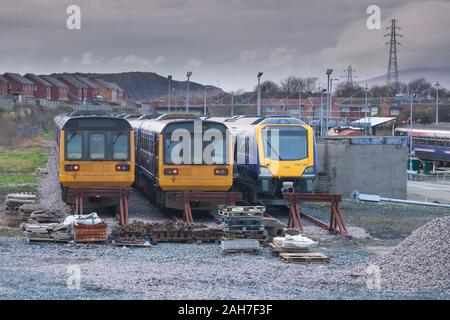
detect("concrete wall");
top-left (316, 137), bottom-right (408, 199)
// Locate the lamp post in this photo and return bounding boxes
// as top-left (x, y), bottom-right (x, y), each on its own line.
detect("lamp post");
top-left (329, 78), bottom-right (339, 130)
top-left (186, 71), bottom-right (192, 113)
top-left (435, 81), bottom-right (441, 125)
top-left (409, 90), bottom-right (417, 172)
top-left (326, 69), bottom-right (333, 131)
top-left (167, 75), bottom-right (172, 112)
top-left (257, 72), bottom-right (263, 116)
top-left (320, 88), bottom-right (326, 136)
top-left (297, 78), bottom-right (302, 119)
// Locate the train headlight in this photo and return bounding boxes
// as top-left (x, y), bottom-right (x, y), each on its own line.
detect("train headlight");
top-left (304, 166), bottom-right (315, 174)
top-left (65, 164), bottom-right (80, 171)
top-left (214, 168), bottom-right (228, 176)
top-left (116, 164), bottom-right (130, 172)
top-left (259, 167), bottom-right (272, 178)
top-left (164, 168), bottom-right (179, 175)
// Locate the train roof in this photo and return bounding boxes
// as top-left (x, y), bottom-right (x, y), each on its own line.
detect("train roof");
top-left (55, 111), bottom-right (131, 130)
top-left (130, 114), bottom-right (226, 133)
top-left (207, 116), bottom-right (306, 128)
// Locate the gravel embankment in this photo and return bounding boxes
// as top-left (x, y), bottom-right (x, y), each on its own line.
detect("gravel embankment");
top-left (37, 147), bottom-right (71, 214)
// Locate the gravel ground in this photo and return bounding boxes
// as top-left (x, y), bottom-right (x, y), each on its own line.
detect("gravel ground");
top-left (37, 147), bottom-right (71, 214)
top-left (1, 149), bottom-right (450, 299)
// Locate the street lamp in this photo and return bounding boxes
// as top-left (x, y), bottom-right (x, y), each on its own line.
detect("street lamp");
top-left (320, 88), bottom-right (327, 136)
top-left (326, 69), bottom-right (333, 130)
top-left (186, 71), bottom-right (192, 113)
top-left (257, 72), bottom-right (263, 116)
top-left (329, 78), bottom-right (339, 129)
top-left (168, 75), bottom-right (172, 112)
top-left (409, 90), bottom-right (417, 172)
top-left (435, 81), bottom-right (441, 125)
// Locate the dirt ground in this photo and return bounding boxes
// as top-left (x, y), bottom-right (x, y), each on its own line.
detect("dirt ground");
top-left (1, 151), bottom-right (450, 300)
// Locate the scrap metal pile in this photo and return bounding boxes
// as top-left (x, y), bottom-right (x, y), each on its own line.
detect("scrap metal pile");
top-left (111, 220), bottom-right (224, 245)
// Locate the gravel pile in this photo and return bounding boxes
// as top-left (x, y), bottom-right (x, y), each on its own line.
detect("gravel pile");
top-left (368, 216), bottom-right (450, 293)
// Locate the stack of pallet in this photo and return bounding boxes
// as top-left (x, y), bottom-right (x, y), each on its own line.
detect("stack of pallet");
top-left (218, 206), bottom-right (269, 244)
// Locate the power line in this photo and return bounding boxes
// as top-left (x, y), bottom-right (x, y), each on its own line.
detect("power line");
top-left (384, 19), bottom-right (403, 91)
top-left (341, 65), bottom-right (357, 88)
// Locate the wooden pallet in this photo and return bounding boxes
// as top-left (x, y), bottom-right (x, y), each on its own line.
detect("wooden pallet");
top-left (279, 252), bottom-right (330, 264)
top-left (222, 248), bottom-right (260, 255)
top-left (269, 243), bottom-right (310, 256)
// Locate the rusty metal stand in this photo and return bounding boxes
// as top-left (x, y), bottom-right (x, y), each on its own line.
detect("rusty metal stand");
top-left (175, 191), bottom-right (243, 225)
top-left (283, 193), bottom-right (348, 235)
top-left (70, 187), bottom-right (130, 225)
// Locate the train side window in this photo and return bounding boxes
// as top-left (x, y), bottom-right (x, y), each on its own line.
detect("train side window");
top-left (89, 133), bottom-right (106, 160)
top-left (66, 133), bottom-right (83, 160)
top-left (113, 133), bottom-right (129, 160)
top-left (436, 140), bottom-right (445, 147)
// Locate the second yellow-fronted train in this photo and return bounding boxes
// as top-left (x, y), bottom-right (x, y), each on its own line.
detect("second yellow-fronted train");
top-left (131, 115), bottom-right (234, 210)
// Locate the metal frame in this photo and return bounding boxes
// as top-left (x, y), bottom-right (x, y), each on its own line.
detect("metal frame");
top-left (174, 191), bottom-right (243, 224)
top-left (284, 193), bottom-right (348, 235)
top-left (70, 187), bottom-right (130, 225)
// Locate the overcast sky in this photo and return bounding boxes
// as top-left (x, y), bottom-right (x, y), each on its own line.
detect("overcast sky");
top-left (0, 0), bottom-right (449, 91)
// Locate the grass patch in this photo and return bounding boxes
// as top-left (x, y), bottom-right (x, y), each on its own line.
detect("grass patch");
top-left (0, 147), bottom-right (46, 186)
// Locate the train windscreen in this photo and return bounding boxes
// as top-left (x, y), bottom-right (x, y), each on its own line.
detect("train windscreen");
top-left (163, 121), bottom-right (227, 165)
top-left (262, 126), bottom-right (308, 161)
top-left (65, 130), bottom-right (130, 161)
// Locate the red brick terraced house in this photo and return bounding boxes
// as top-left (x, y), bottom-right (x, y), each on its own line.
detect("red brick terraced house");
top-left (57, 75), bottom-right (88, 102)
top-left (25, 73), bottom-right (51, 100)
top-left (74, 76), bottom-right (99, 100)
top-left (40, 76), bottom-right (69, 101)
top-left (0, 75), bottom-right (8, 96)
top-left (3, 72), bottom-right (36, 97)
top-left (92, 78), bottom-right (124, 102)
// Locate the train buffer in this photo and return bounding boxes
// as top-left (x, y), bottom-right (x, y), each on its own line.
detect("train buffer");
top-left (70, 187), bottom-right (130, 225)
top-left (175, 191), bottom-right (243, 225)
top-left (283, 193), bottom-right (348, 235)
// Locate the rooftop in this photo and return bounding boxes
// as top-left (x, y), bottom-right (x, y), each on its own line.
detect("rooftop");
top-left (58, 75), bottom-right (88, 88)
top-left (74, 76), bottom-right (97, 89)
top-left (0, 75), bottom-right (8, 84)
top-left (40, 75), bottom-right (69, 88)
top-left (94, 78), bottom-right (123, 91)
top-left (3, 73), bottom-right (34, 85)
top-left (25, 73), bottom-right (52, 87)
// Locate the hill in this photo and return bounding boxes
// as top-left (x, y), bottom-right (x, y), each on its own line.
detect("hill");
top-left (69, 72), bottom-right (221, 101)
top-left (359, 67), bottom-right (450, 89)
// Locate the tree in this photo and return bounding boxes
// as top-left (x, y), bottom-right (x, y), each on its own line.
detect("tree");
top-left (408, 78), bottom-right (432, 94)
top-left (255, 80), bottom-right (280, 97)
top-left (335, 83), bottom-right (363, 97)
top-left (280, 76), bottom-right (319, 97)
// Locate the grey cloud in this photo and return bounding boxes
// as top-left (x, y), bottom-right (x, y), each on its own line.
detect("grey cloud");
top-left (0, 0), bottom-right (449, 90)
